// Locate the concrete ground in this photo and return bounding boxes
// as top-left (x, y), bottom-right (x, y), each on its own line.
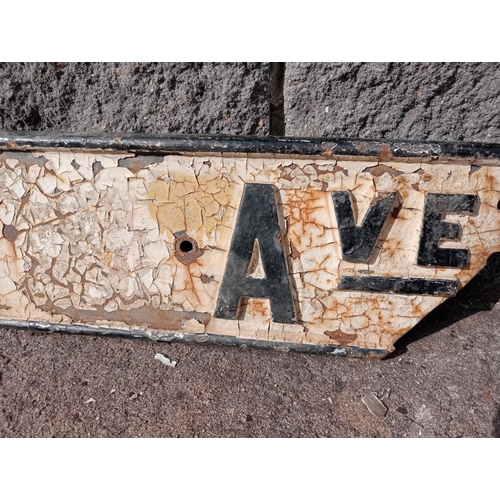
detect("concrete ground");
top-left (0, 62), bottom-right (499, 437)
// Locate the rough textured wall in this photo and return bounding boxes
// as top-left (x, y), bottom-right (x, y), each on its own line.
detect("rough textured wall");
top-left (0, 62), bottom-right (269, 135)
top-left (284, 62), bottom-right (500, 142)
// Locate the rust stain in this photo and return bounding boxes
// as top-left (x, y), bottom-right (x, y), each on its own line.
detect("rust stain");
top-left (237, 297), bottom-right (271, 320)
top-left (331, 164), bottom-right (348, 176)
top-left (43, 301), bottom-right (211, 331)
top-left (358, 142), bottom-right (368, 154)
top-left (414, 168), bottom-right (433, 182)
top-left (290, 242), bottom-right (300, 259)
top-left (278, 163), bottom-right (299, 181)
top-left (278, 162), bottom-right (346, 183)
top-left (200, 274), bottom-right (215, 284)
top-left (6, 140), bottom-right (20, 150)
top-left (101, 251), bottom-right (114, 267)
top-left (321, 144), bottom-right (334, 158)
top-left (312, 164), bottom-right (347, 177)
top-left (324, 330), bottom-right (358, 344)
top-left (379, 143), bottom-right (392, 159)
top-left (174, 234), bottom-right (204, 265)
top-left (364, 164), bottom-right (403, 177)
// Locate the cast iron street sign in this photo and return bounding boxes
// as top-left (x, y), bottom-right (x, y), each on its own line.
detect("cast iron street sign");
top-left (0, 132), bottom-right (499, 358)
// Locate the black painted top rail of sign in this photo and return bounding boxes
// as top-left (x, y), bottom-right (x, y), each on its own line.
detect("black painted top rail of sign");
top-left (0, 131), bottom-right (499, 160)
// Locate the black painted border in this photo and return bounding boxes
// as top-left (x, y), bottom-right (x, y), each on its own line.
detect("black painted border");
top-left (338, 276), bottom-right (459, 296)
top-left (0, 319), bottom-right (389, 358)
top-left (0, 131), bottom-right (499, 159)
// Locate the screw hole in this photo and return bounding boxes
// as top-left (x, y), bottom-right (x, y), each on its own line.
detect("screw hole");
top-left (174, 236), bottom-right (202, 264)
top-left (179, 240), bottom-right (194, 253)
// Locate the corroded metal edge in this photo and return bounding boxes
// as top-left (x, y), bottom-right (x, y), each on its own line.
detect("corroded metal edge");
top-left (0, 319), bottom-right (388, 358)
top-left (0, 131), bottom-right (499, 160)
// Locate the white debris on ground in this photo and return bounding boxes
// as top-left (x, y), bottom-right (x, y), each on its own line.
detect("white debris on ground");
top-left (361, 392), bottom-right (387, 418)
top-left (84, 398), bottom-right (96, 404)
top-left (377, 388), bottom-right (391, 401)
top-left (154, 353), bottom-right (177, 367)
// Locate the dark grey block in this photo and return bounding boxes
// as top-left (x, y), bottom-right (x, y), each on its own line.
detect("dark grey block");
top-left (0, 62), bottom-right (269, 135)
top-left (284, 62), bottom-right (500, 142)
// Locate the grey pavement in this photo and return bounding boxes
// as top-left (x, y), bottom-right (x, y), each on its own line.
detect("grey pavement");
top-left (0, 62), bottom-right (499, 437)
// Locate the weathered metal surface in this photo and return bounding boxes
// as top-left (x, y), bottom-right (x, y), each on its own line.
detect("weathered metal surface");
top-left (0, 132), bottom-right (499, 358)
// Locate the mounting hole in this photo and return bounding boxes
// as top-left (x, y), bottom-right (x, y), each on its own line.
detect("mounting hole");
top-left (179, 240), bottom-right (194, 253)
top-left (174, 235), bottom-right (202, 264)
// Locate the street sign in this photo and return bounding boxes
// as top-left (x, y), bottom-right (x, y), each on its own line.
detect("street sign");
top-left (0, 132), bottom-right (499, 357)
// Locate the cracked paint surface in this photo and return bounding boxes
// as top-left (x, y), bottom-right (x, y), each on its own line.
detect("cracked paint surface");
top-left (0, 149), bottom-right (499, 355)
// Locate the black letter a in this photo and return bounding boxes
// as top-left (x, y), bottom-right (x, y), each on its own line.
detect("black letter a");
top-left (214, 183), bottom-right (296, 324)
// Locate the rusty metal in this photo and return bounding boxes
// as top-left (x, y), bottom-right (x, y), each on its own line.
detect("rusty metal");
top-left (174, 234), bottom-right (203, 265)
